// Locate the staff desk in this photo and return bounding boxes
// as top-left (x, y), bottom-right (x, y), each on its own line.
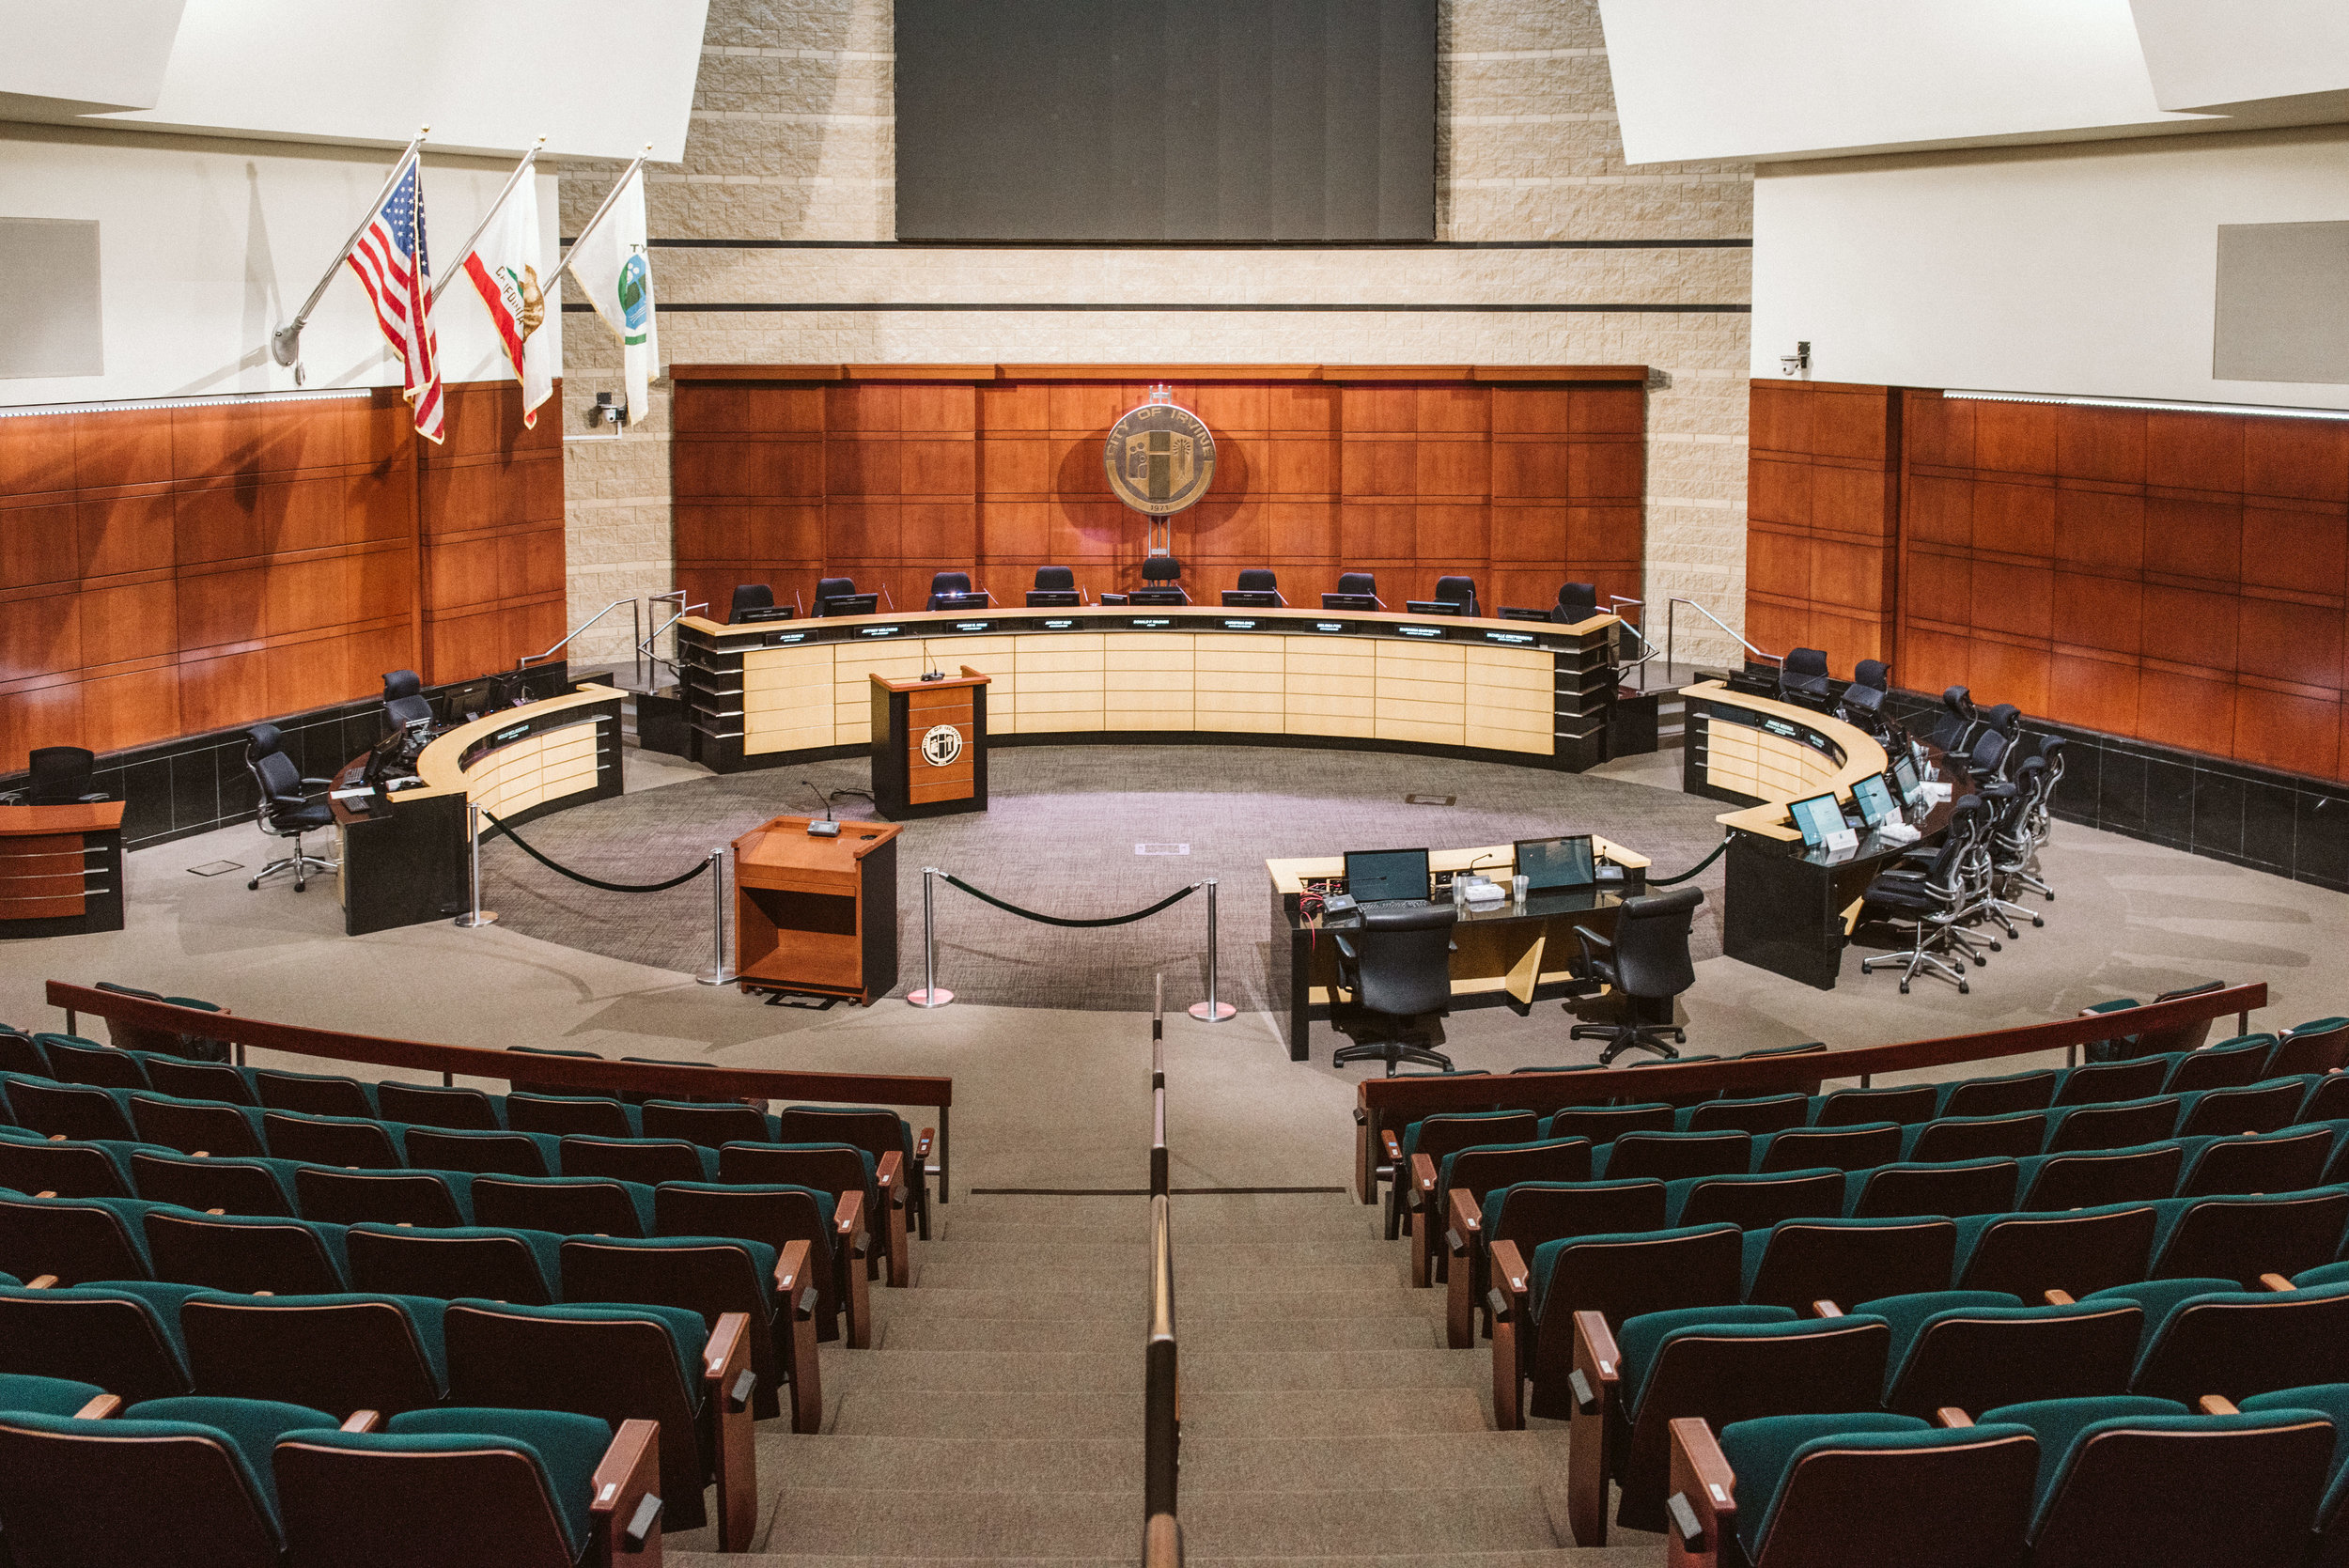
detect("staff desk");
top-left (0, 802), bottom-right (124, 938)
top-left (674, 604), bottom-right (1625, 776)
top-left (1267, 838), bottom-right (1651, 1060)
top-left (1683, 681), bottom-right (1964, 989)
top-left (328, 685), bottom-right (625, 936)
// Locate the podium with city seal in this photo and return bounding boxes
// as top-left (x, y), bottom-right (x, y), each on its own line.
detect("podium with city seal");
top-left (870, 666), bottom-right (990, 819)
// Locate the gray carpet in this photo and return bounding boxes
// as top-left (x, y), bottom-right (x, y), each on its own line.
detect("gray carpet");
top-left (482, 745), bottom-right (1734, 1011)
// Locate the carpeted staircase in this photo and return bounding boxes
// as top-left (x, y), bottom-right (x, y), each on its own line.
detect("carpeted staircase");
top-left (673, 1190), bottom-right (1659, 1566)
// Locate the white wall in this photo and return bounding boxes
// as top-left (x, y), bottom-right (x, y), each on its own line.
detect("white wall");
top-left (0, 123), bottom-right (562, 407)
top-left (0, 0), bottom-right (184, 115)
top-left (2129, 0), bottom-right (2349, 115)
top-left (1750, 125), bottom-right (2349, 408)
top-left (1599, 0), bottom-right (2209, 165)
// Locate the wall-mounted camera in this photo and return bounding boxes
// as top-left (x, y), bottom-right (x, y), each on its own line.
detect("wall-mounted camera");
top-left (1779, 341), bottom-right (1812, 379)
top-left (594, 391), bottom-right (630, 427)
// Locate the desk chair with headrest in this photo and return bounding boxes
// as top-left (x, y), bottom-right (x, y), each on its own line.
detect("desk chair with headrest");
top-left (4, 747), bottom-right (110, 807)
top-left (1927, 687), bottom-right (1979, 755)
top-left (815, 576), bottom-right (859, 614)
top-left (1134, 556), bottom-right (1188, 603)
top-left (1840, 659), bottom-right (1890, 725)
top-left (1330, 903), bottom-right (1458, 1075)
top-left (241, 723), bottom-right (337, 893)
top-left (926, 570), bottom-right (987, 610)
top-left (381, 670), bottom-right (432, 729)
top-left (1434, 576), bottom-right (1478, 617)
top-left (1325, 571), bottom-right (1382, 609)
top-left (1234, 567), bottom-right (1285, 605)
top-left (1778, 648), bottom-right (1832, 710)
top-left (728, 583), bottom-right (775, 623)
top-left (1028, 566), bottom-right (1083, 606)
top-left (1569, 888), bottom-right (1703, 1063)
top-left (1554, 582), bottom-right (1599, 623)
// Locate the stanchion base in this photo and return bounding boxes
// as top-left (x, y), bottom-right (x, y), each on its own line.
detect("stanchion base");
top-left (1189, 1001), bottom-right (1237, 1022)
top-left (908, 988), bottom-right (955, 1008)
top-left (454, 911), bottom-right (499, 928)
top-left (695, 970), bottom-right (735, 987)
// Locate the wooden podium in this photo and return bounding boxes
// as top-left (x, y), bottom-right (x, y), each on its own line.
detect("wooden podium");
top-left (870, 667), bottom-right (989, 820)
top-left (731, 815), bottom-right (901, 1004)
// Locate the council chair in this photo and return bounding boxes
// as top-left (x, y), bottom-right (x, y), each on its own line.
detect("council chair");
top-left (1323, 570), bottom-right (1382, 609)
top-left (1838, 658), bottom-right (1890, 727)
top-left (1554, 582), bottom-right (1599, 623)
top-left (1028, 565), bottom-right (1083, 606)
top-left (1227, 567), bottom-right (1283, 606)
top-left (240, 724), bottom-right (337, 893)
top-left (1329, 903), bottom-right (1458, 1075)
top-left (381, 670), bottom-right (433, 728)
top-left (1777, 647), bottom-right (1832, 709)
top-left (1433, 575), bottom-right (1477, 616)
top-left (1568, 887), bottom-right (1703, 1063)
top-left (814, 575), bottom-right (861, 614)
top-left (7, 746), bottom-right (109, 806)
top-left (926, 570), bottom-right (985, 610)
top-left (727, 583), bottom-right (774, 623)
top-left (1859, 797), bottom-right (1988, 994)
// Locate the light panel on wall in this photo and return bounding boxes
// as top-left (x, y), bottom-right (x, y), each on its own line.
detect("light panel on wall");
top-left (1943, 388), bottom-right (2349, 422)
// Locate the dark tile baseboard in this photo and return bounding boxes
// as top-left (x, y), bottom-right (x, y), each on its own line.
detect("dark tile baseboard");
top-left (0, 666), bottom-right (571, 854)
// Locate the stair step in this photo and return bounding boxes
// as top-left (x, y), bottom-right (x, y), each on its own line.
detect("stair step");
top-left (756, 1435), bottom-right (1140, 1493)
top-left (915, 1238), bottom-right (1390, 1267)
top-left (879, 1314), bottom-right (1444, 1352)
top-left (1185, 1348), bottom-right (1486, 1391)
top-left (1181, 1432), bottom-right (1566, 1493)
top-left (1180, 1484), bottom-right (1562, 1556)
top-left (1183, 1388), bottom-right (1492, 1437)
top-left (831, 1390), bottom-right (1143, 1439)
top-left (759, 1489), bottom-right (1139, 1558)
top-left (822, 1350), bottom-right (1135, 1393)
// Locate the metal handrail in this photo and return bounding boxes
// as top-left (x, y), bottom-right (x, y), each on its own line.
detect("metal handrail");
top-left (1143, 972), bottom-right (1180, 1538)
top-left (519, 598), bottom-right (643, 677)
top-left (1664, 596), bottom-right (1781, 690)
top-left (638, 590), bottom-right (708, 687)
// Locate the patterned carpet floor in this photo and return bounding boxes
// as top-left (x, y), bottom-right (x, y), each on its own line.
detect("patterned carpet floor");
top-left (483, 744), bottom-right (1733, 1012)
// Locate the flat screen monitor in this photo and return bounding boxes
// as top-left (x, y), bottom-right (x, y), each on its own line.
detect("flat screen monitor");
top-left (1891, 750), bottom-right (1922, 800)
top-left (1851, 772), bottom-right (1898, 830)
top-left (1496, 606), bottom-right (1551, 622)
top-left (1129, 586), bottom-right (1189, 606)
top-left (1343, 846), bottom-right (1430, 905)
top-left (1405, 599), bottom-right (1464, 616)
top-left (932, 592), bottom-right (990, 612)
top-left (1221, 589), bottom-right (1282, 608)
top-left (1514, 834), bottom-right (1595, 893)
top-left (1788, 792), bottom-right (1847, 849)
top-left (1321, 593), bottom-right (1380, 611)
top-left (818, 593), bottom-right (879, 617)
top-left (1026, 590), bottom-right (1081, 607)
top-left (736, 604), bottom-right (795, 624)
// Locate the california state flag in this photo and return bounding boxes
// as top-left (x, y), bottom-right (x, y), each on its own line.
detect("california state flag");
top-left (460, 183), bottom-right (555, 427)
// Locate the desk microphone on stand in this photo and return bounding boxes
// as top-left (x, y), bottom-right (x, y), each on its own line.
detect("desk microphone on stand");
top-left (803, 779), bottom-right (841, 837)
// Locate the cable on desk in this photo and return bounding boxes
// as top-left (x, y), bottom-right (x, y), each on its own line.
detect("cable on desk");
top-left (480, 810), bottom-right (714, 893)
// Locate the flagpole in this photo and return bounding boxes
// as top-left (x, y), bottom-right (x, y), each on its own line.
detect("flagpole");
top-left (428, 138), bottom-right (547, 304)
top-left (270, 127), bottom-right (430, 380)
top-left (545, 146), bottom-right (654, 291)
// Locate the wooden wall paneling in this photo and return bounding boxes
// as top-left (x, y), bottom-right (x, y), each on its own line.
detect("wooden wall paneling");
top-left (1751, 381), bottom-right (1900, 675)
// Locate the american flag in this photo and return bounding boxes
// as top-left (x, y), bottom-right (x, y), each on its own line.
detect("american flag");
top-left (345, 158), bottom-right (443, 442)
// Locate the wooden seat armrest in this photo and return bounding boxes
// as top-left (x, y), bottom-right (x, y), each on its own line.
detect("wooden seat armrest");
top-left (589, 1417), bottom-right (665, 1565)
top-left (876, 1150), bottom-right (905, 1203)
top-left (25, 1275), bottom-right (57, 1290)
top-left (773, 1240), bottom-right (824, 1433)
top-left (1447, 1187), bottom-right (1482, 1255)
top-left (1380, 1127), bottom-right (1404, 1165)
top-left (72, 1394), bottom-right (120, 1421)
top-left (2260, 1272), bottom-right (2295, 1292)
top-left (1812, 1299), bottom-right (1843, 1318)
top-left (1409, 1152), bottom-right (1439, 1208)
top-left (1571, 1310), bottom-right (1621, 1414)
top-left (835, 1189), bottom-right (867, 1250)
top-left (1937, 1408), bottom-right (1973, 1428)
top-left (915, 1127), bottom-right (934, 1163)
top-left (1488, 1240), bottom-right (1531, 1317)
top-left (774, 1239), bottom-right (814, 1310)
top-left (874, 1152), bottom-right (910, 1289)
top-left (1668, 1417), bottom-right (1736, 1567)
top-left (339, 1411), bottom-right (381, 1433)
top-left (2200, 1395), bottom-right (2241, 1416)
top-left (45, 1135), bottom-right (65, 1142)
top-left (2043, 1289), bottom-right (2075, 1306)
top-left (705, 1312), bottom-right (758, 1550)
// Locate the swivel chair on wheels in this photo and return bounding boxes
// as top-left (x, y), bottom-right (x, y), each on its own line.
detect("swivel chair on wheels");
top-left (241, 723), bottom-right (338, 893)
top-left (1330, 904), bottom-right (1458, 1075)
top-left (1569, 887), bottom-right (1703, 1063)
top-left (2, 748), bottom-right (109, 806)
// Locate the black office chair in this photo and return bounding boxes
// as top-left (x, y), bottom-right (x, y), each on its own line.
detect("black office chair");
top-left (1569, 888), bottom-right (1703, 1063)
top-left (1779, 648), bottom-right (1833, 709)
top-left (1325, 571), bottom-right (1382, 610)
top-left (1028, 566), bottom-right (1082, 606)
top-left (241, 723), bottom-right (337, 893)
top-left (728, 583), bottom-right (774, 623)
top-left (815, 576), bottom-right (859, 614)
top-left (1135, 556), bottom-right (1188, 603)
top-left (1554, 582), bottom-right (1599, 623)
top-left (5, 748), bottom-right (109, 807)
top-left (1860, 796), bottom-right (1987, 994)
top-left (1234, 568), bottom-right (1285, 605)
top-left (1434, 576), bottom-right (1478, 617)
top-left (1840, 659), bottom-right (1890, 725)
top-left (1330, 904), bottom-right (1457, 1075)
top-left (381, 670), bottom-right (432, 728)
top-left (927, 571), bottom-right (988, 610)
top-left (1928, 687), bottom-right (1979, 755)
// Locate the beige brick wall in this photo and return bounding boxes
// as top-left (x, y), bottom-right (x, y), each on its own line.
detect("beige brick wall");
top-left (558, 0), bottom-right (1752, 666)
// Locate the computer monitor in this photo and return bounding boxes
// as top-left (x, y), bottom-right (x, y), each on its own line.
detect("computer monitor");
top-left (931, 591), bottom-right (991, 613)
top-left (1890, 750), bottom-right (1922, 801)
top-left (1405, 599), bottom-right (1465, 616)
top-left (1221, 589), bottom-right (1282, 608)
top-left (1343, 847), bottom-right (1430, 905)
top-left (1320, 593), bottom-right (1380, 612)
top-left (736, 604), bottom-right (795, 624)
top-left (1851, 772), bottom-right (1898, 830)
top-left (1129, 586), bottom-right (1189, 606)
top-left (1026, 589), bottom-right (1081, 607)
top-left (1788, 792), bottom-right (1848, 849)
top-left (818, 592), bottom-right (879, 617)
top-left (1514, 834), bottom-right (1596, 893)
top-left (1496, 606), bottom-right (1551, 622)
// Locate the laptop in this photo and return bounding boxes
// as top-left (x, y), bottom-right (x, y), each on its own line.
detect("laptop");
top-left (1342, 847), bottom-right (1431, 911)
top-left (1514, 834), bottom-right (1596, 893)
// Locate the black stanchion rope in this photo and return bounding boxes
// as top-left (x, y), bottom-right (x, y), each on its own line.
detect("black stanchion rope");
top-left (941, 872), bottom-right (1199, 928)
top-left (479, 810), bottom-right (713, 894)
top-left (1646, 833), bottom-right (1732, 887)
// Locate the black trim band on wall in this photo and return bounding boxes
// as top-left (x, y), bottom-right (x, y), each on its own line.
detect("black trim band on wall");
top-left (563, 301), bottom-right (1750, 314)
top-left (579, 237), bottom-right (1755, 251)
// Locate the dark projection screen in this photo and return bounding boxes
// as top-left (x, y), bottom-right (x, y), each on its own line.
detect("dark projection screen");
top-left (895, 0), bottom-right (1435, 241)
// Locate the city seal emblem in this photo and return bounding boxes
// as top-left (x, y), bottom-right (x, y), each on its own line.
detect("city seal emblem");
top-left (1104, 396), bottom-right (1216, 517)
top-left (921, 723), bottom-right (964, 767)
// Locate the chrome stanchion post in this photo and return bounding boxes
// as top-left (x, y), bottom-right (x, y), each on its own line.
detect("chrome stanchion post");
top-left (1189, 877), bottom-right (1235, 1022)
top-left (454, 803), bottom-right (498, 928)
top-left (909, 866), bottom-right (954, 1007)
top-left (695, 847), bottom-right (733, 986)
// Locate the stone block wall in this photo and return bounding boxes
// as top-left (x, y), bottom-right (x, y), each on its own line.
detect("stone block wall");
top-left (557, 0), bottom-right (1752, 666)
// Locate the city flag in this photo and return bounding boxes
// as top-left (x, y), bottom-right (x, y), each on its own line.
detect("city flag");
top-left (569, 163), bottom-right (657, 421)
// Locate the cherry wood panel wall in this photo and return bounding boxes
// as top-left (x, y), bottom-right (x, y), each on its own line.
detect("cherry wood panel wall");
top-left (1746, 380), bottom-right (1900, 672)
top-left (1900, 390), bottom-right (2349, 781)
top-left (670, 365), bottom-right (1646, 619)
top-left (0, 380), bottom-right (562, 768)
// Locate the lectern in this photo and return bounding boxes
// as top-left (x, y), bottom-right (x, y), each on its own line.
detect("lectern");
top-left (731, 815), bottom-right (901, 1004)
top-left (870, 666), bottom-right (990, 820)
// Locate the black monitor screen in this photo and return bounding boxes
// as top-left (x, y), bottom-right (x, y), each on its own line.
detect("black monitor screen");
top-left (1496, 606), bottom-right (1550, 622)
top-left (1026, 590), bottom-right (1081, 607)
top-left (737, 604), bottom-right (795, 624)
top-left (1344, 846), bottom-right (1429, 904)
top-left (1789, 793), bottom-right (1846, 848)
top-left (1891, 751), bottom-right (1921, 799)
top-left (1129, 587), bottom-right (1189, 606)
top-left (1321, 593), bottom-right (1379, 611)
top-left (819, 593), bottom-right (879, 617)
top-left (1515, 834), bottom-right (1595, 893)
top-left (1404, 599), bottom-right (1464, 616)
top-left (1221, 589), bottom-right (1282, 608)
top-left (1851, 772), bottom-right (1897, 829)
